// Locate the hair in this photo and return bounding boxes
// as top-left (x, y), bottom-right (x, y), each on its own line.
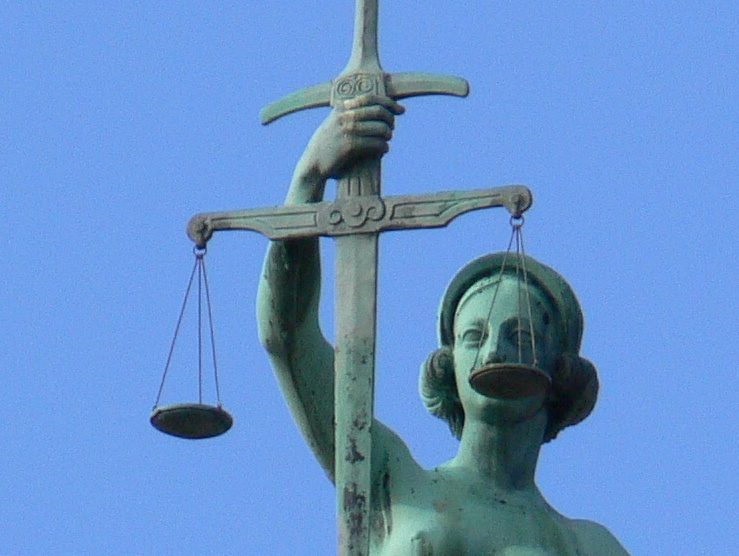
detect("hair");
top-left (419, 253), bottom-right (599, 443)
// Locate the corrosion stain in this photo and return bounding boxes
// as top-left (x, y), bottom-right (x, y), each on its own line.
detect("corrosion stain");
top-left (345, 438), bottom-right (366, 463)
top-left (343, 483), bottom-right (368, 539)
top-left (353, 416), bottom-right (368, 430)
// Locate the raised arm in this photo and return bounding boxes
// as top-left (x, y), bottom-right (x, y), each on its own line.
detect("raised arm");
top-left (256, 95), bottom-right (404, 479)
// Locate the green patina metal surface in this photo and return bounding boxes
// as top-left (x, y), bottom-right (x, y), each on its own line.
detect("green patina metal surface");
top-left (183, 0), bottom-right (630, 554)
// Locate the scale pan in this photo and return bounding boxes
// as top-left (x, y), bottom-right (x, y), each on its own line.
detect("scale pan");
top-left (150, 403), bottom-right (233, 439)
top-left (469, 363), bottom-right (551, 400)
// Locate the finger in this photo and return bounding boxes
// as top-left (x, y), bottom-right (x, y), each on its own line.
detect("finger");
top-left (340, 106), bottom-right (396, 130)
top-left (343, 94), bottom-right (405, 115)
top-left (348, 136), bottom-right (390, 158)
top-left (343, 120), bottom-right (393, 139)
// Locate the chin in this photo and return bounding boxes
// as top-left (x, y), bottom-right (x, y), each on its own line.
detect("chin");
top-left (476, 393), bottom-right (547, 426)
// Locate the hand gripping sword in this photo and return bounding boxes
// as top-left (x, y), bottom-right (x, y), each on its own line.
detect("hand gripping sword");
top-left (186, 2), bottom-right (532, 554)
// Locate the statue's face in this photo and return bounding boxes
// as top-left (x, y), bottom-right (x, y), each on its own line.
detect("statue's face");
top-left (452, 275), bottom-right (559, 421)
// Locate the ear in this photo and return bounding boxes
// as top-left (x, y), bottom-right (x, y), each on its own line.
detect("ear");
top-left (545, 354), bottom-right (599, 441)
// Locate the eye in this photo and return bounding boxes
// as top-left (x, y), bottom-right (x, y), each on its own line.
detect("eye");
top-left (460, 327), bottom-right (486, 345)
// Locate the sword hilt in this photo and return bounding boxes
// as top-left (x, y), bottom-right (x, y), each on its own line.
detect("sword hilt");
top-left (261, 71), bottom-right (469, 200)
top-left (260, 0), bottom-right (468, 125)
top-left (260, 72), bottom-right (469, 125)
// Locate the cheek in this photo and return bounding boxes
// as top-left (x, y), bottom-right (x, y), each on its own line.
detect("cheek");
top-left (452, 349), bottom-right (475, 392)
top-left (453, 343), bottom-right (478, 373)
top-left (535, 330), bottom-right (559, 375)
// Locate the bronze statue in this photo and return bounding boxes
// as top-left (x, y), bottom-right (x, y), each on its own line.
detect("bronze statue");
top-left (256, 95), bottom-right (630, 555)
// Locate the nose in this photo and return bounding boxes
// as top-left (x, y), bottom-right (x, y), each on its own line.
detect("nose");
top-left (478, 337), bottom-right (505, 367)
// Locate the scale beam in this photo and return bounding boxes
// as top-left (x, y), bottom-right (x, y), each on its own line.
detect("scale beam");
top-left (187, 185), bottom-right (532, 247)
top-left (187, 1), bottom-right (533, 554)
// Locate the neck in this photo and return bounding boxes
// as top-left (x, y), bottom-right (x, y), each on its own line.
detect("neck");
top-left (449, 407), bottom-right (547, 491)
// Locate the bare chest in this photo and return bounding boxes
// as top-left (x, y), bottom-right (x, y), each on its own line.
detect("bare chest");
top-left (371, 474), bottom-right (580, 556)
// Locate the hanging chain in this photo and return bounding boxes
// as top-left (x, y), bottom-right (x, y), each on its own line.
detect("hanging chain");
top-left (472, 224), bottom-right (516, 370)
top-left (515, 219), bottom-right (524, 364)
top-left (510, 216), bottom-right (537, 367)
top-left (514, 218), bottom-right (537, 368)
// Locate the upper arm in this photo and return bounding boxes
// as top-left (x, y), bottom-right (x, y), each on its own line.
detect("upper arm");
top-left (572, 519), bottom-right (630, 556)
top-left (371, 419), bottom-right (422, 486)
top-left (257, 239), bottom-right (337, 477)
top-left (263, 326), bottom-right (336, 477)
top-left (256, 239), bottom-right (420, 485)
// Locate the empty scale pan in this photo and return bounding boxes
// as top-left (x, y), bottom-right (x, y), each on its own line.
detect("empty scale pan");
top-left (469, 363), bottom-right (551, 399)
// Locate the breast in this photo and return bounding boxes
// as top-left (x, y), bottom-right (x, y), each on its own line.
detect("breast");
top-left (370, 470), bottom-right (579, 556)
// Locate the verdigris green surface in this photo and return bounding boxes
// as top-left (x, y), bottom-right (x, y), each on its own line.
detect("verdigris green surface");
top-left (188, 2), bottom-right (529, 554)
top-left (186, 0), bottom-right (630, 552)
top-left (256, 95), bottom-right (630, 554)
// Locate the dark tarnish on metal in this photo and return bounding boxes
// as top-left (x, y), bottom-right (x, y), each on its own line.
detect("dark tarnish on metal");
top-left (150, 403), bottom-right (233, 439)
top-left (469, 363), bottom-right (551, 400)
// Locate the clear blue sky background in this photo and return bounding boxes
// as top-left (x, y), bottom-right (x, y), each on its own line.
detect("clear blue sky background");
top-left (2, 2), bottom-right (737, 554)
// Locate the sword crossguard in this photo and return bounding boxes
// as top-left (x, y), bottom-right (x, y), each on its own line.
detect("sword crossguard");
top-left (260, 71), bottom-right (469, 126)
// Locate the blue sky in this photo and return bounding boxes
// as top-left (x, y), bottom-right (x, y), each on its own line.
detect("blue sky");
top-left (2, 2), bottom-right (737, 554)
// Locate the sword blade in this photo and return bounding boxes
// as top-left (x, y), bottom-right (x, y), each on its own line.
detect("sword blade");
top-left (346, 0), bottom-right (381, 73)
top-left (335, 232), bottom-right (378, 556)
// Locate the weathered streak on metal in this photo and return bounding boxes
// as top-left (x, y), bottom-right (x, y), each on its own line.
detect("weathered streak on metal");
top-left (335, 231), bottom-right (377, 556)
top-left (343, 482), bottom-right (368, 551)
top-left (187, 185), bottom-right (532, 247)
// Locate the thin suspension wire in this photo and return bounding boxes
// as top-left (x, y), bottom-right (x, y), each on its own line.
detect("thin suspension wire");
top-left (473, 224), bottom-right (517, 370)
top-left (153, 255), bottom-right (199, 409)
top-left (197, 254), bottom-right (204, 404)
top-left (514, 223), bottom-right (524, 364)
top-left (516, 221), bottom-right (538, 367)
top-left (472, 216), bottom-right (537, 370)
top-left (200, 256), bottom-right (223, 407)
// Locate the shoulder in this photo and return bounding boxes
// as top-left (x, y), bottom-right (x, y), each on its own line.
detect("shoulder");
top-left (372, 420), bottom-right (424, 480)
top-left (570, 519), bottom-right (630, 555)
